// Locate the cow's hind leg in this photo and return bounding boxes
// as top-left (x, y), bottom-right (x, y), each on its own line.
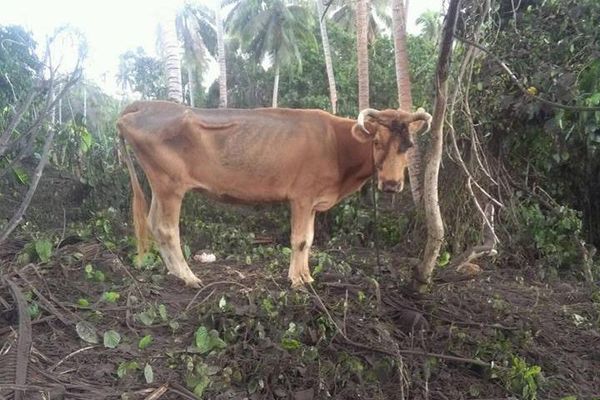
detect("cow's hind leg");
top-left (148, 190), bottom-right (201, 288)
top-left (289, 201), bottom-right (316, 288)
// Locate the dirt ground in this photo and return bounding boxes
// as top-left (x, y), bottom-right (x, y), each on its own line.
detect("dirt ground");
top-left (1, 237), bottom-right (599, 400)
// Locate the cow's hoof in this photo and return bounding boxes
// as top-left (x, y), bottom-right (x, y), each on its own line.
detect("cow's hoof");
top-left (184, 276), bottom-right (202, 288)
top-left (290, 279), bottom-right (306, 290)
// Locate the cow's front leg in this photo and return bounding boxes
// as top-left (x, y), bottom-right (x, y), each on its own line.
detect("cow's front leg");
top-left (148, 190), bottom-right (202, 288)
top-left (289, 201), bottom-right (316, 288)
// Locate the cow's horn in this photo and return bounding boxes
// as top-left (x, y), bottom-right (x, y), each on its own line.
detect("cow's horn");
top-left (410, 108), bottom-right (433, 134)
top-left (357, 108), bottom-right (380, 134)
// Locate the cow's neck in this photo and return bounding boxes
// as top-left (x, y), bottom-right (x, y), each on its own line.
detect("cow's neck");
top-left (334, 120), bottom-right (375, 201)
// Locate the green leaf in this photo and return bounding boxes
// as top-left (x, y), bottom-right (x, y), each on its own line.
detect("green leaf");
top-left (27, 302), bottom-right (40, 318)
top-left (79, 128), bottom-right (92, 153)
top-left (102, 292), bottom-right (120, 303)
top-left (209, 330), bottom-right (227, 350)
top-left (84, 264), bottom-right (94, 279)
top-left (103, 330), bottom-right (121, 348)
top-left (158, 304), bottom-right (168, 321)
top-left (77, 298), bottom-right (90, 307)
top-left (93, 270), bottom-right (106, 282)
top-left (34, 240), bottom-right (53, 263)
top-left (137, 308), bottom-right (156, 326)
top-left (195, 326), bottom-right (211, 353)
top-left (12, 166), bottom-right (29, 185)
top-left (144, 364), bottom-right (154, 384)
top-left (281, 338), bottom-right (301, 350)
top-left (187, 373), bottom-right (210, 398)
top-left (437, 251), bottom-right (451, 267)
top-left (117, 360), bottom-right (139, 378)
top-left (76, 321), bottom-right (99, 344)
top-left (138, 335), bottom-right (153, 349)
top-left (194, 326), bottom-right (226, 353)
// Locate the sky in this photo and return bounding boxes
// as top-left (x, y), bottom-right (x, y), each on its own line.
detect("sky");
top-left (2, 0), bottom-right (443, 96)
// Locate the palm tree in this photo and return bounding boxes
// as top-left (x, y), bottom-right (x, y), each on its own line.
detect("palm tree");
top-left (316, 0), bottom-right (338, 114)
top-left (159, 5), bottom-right (183, 103)
top-left (177, 3), bottom-right (218, 107)
top-left (330, 0), bottom-right (390, 42)
top-left (356, 0), bottom-right (370, 110)
top-left (416, 10), bottom-right (441, 43)
top-left (391, 0), bottom-right (423, 204)
top-left (215, 2), bottom-right (228, 108)
top-left (229, 0), bottom-right (315, 108)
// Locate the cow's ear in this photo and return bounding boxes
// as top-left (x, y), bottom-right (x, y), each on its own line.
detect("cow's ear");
top-left (351, 120), bottom-right (377, 143)
top-left (351, 123), bottom-right (373, 143)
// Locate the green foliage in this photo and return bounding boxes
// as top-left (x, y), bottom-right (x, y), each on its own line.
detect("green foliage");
top-left (102, 291), bottom-right (120, 303)
top-left (33, 239), bottom-right (53, 263)
top-left (185, 360), bottom-right (211, 397)
top-left (506, 356), bottom-right (543, 400)
top-left (17, 238), bottom-right (54, 264)
top-left (103, 330), bottom-right (121, 348)
top-left (194, 326), bottom-right (227, 354)
top-left (517, 202), bottom-right (583, 275)
top-left (84, 264), bottom-right (106, 282)
top-left (138, 335), bottom-right (153, 350)
top-left (117, 47), bottom-right (167, 99)
top-left (143, 363), bottom-right (154, 384)
top-left (136, 304), bottom-right (169, 326)
top-left (471, 0), bottom-right (600, 248)
top-left (117, 360), bottom-right (139, 378)
top-left (76, 321), bottom-right (99, 344)
top-left (0, 25), bottom-right (41, 107)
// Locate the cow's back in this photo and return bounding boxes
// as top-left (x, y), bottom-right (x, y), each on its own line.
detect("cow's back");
top-left (118, 101), bottom-right (348, 203)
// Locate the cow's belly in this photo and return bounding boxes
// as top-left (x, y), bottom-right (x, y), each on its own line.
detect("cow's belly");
top-left (190, 169), bottom-right (291, 203)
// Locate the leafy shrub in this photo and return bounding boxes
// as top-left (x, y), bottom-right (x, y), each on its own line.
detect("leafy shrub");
top-left (516, 202), bottom-right (583, 276)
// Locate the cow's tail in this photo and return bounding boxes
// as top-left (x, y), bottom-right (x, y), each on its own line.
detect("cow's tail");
top-left (118, 132), bottom-right (151, 258)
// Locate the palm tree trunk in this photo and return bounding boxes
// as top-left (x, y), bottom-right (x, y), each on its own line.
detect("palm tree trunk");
top-left (161, 13), bottom-right (183, 103)
top-left (392, 0), bottom-right (412, 110)
top-left (272, 64), bottom-right (280, 108)
top-left (216, 2), bottom-right (228, 108)
top-left (392, 0), bottom-right (422, 205)
top-left (356, 0), bottom-right (370, 111)
top-left (316, 0), bottom-right (337, 114)
top-left (187, 66), bottom-right (195, 107)
top-left (412, 0), bottom-right (461, 292)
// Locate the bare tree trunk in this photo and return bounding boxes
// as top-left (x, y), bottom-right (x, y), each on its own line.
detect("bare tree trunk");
top-left (0, 127), bottom-right (56, 244)
top-left (317, 0), bottom-right (337, 114)
top-left (187, 66), bottom-right (195, 107)
top-left (83, 84), bottom-right (87, 124)
top-left (356, 0), bottom-right (370, 111)
top-left (216, 1), bottom-right (228, 108)
top-left (161, 13), bottom-right (183, 103)
top-left (412, 0), bottom-right (461, 292)
top-left (272, 64), bottom-right (280, 108)
top-left (0, 91), bottom-right (36, 158)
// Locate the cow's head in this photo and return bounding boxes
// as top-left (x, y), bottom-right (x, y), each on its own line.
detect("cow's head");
top-left (352, 107), bottom-right (432, 193)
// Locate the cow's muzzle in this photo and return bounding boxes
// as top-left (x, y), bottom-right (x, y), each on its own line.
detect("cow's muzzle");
top-left (379, 180), bottom-right (404, 193)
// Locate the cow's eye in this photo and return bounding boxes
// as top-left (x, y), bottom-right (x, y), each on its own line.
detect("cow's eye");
top-left (373, 139), bottom-right (380, 146)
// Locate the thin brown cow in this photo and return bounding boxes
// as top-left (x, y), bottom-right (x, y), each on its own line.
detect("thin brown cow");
top-left (117, 101), bottom-right (431, 288)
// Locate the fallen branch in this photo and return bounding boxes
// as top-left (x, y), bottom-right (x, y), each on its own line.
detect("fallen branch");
top-left (2, 278), bottom-right (32, 400)
top-left (447, 202), bottom-right (497, 271)
top-left (308, 283), bottom-right (491, 369)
